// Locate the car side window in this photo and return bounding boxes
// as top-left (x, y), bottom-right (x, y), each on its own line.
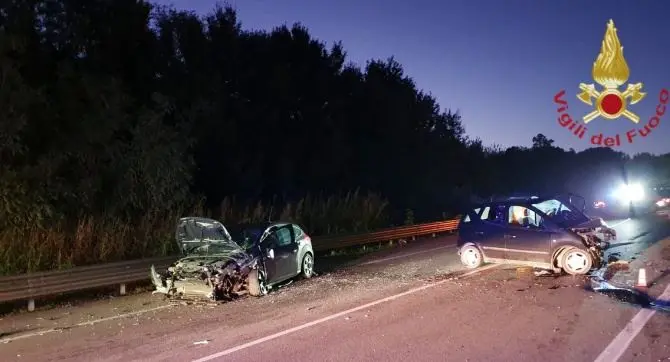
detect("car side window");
top-left (508, 205), bottom-right (543, 229)
top-left (262, 232), bottom-right (280, 248)
top-left (482, 205), bottom-right (505, 225)
top-left (275, 226), bottom-right (294, 247)
top-left (479, 207), bottom-right (491, 220)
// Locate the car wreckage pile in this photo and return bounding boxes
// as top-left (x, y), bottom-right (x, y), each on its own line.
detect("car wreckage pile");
top-left (151, 218), bottom-right (266, 301)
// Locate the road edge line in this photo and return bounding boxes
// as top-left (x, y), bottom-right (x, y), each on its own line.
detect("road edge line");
top-left (0, 304), bottom-right (173, 344)
top-left (593, 282), bottom-right (670, 362)
top-left (191, 263), bottom-right (500, 362)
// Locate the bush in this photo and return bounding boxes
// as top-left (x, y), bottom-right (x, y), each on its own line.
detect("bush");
top-left (0, 189), bottom-right (389, 276)
top-left (217, 189), bottom-right (389, 235)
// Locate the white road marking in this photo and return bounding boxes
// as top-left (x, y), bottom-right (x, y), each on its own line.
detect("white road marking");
top-left (608, 218), bottom-right (631, 228)
top-left (593, 282), bottom-right (670, 362)
top-left (359, 244), bottom-right (456, 265)
top-left (191, 263), bottom-right (501, 362)
top-left (0, 304), bottom-right (173, 343)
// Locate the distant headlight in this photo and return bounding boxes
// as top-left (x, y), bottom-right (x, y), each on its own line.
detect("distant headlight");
top-left (614, 183), bottom-right (645, 203)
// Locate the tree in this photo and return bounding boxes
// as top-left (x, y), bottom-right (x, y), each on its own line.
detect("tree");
top-left (532, 133), bottom-right (554, 148)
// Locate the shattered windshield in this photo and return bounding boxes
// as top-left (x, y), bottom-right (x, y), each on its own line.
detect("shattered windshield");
top-left (532, 198), bottom-right (588, 227)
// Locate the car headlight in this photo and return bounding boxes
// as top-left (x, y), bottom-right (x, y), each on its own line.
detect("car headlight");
top-left (614, 183), bottom-right (645, 203)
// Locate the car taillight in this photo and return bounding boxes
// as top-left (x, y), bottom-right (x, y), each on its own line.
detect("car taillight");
top-left (304, 235), bottom-right (312, 245)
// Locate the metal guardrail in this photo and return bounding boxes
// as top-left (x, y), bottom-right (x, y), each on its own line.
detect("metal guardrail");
top-left (0, 219), bottom-right (460, 310)
top-left (312, 219), bottom-right (460, 251)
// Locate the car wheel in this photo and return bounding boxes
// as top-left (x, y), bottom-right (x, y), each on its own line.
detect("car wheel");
top-left (561, 247), bottom-right (593, 275)
top-left (460, 245), bottom-right (483, 269)
top-left (247, 269), bottom-right (269, 297)
top-left (301, 253), bottom-right (314, 279)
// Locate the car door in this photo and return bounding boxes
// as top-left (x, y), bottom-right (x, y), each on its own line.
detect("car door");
top-left (264, 225), bottom-right (298, 283)
top-left (260, 231), bottom-right (282, 282)
top-left (502, 205), bottom-right (552, 264)
top-left (477, 204), bottom-right (509, 260)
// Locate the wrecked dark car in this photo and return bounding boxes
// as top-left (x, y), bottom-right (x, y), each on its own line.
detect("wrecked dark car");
top-left (151, 217), bottom-right (315, 301)
top-left (456, 195), bottom-right (617, 275)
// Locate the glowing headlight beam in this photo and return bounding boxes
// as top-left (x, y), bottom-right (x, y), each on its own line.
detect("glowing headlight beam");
top-left (614, 183), bottom-right (645, 203)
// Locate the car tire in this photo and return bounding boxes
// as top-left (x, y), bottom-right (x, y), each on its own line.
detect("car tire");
top-left (300, 253), bottom-right (314, 279)
top-left (459, 245), bottom-right (484, 269)
top-left (560, 247), bottom-right (593, 275)
top-left (247, 269), bottom-right (268, 297)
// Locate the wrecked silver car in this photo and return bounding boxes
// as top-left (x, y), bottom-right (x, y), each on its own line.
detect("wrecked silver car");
top-left (457, 195), bottom-right (617, 275)
top-left (151, 217), bottom-right (315, 300)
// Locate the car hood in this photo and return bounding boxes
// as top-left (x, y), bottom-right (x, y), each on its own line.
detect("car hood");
top-left (175, 216), bottom-right (243, 255)
top-left (571, 217), bottom-right (608, 229)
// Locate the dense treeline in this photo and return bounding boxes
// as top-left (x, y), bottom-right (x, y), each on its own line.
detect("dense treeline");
top-left (0, 1), bottom-right (668, 274)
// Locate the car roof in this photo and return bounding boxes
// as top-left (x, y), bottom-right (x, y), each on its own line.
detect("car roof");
top-left (465, 198), bottom-right (566, 214)
top-left (231, 221), bottom-right (294, 230)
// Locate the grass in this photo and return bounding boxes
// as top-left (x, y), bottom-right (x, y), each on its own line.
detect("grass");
top-left (0, 189), bottom-right (389, 276)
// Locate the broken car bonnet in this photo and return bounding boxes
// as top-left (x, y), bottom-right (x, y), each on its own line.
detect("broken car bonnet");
top-left (176, 217), bottom-right (241, 255)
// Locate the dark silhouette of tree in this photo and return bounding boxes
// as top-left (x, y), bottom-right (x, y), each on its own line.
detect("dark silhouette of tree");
top-left (532, 133), bottom-right (554, 148)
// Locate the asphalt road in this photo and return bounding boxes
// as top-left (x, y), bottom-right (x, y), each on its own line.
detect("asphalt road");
top-left (1, 215), bottom-right (669, 362)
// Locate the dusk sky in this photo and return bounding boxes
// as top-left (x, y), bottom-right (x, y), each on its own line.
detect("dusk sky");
top-left (155, 0), bottom-right (670, 155)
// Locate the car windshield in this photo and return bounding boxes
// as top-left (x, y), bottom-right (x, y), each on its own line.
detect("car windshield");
top-left (531, 198), bottom-right (588, 227)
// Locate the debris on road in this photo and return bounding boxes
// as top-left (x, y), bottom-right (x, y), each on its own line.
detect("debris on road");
top-left (515, 267), bottom-right (534, 280)
top-left (603, 260), bottom-right (630, 280)
top-left (193, 340), bottom-right (210, 345)
top-left (588, 268), bottom-right (670, 312)
top-left (533, 270), bottom-right (554, 277)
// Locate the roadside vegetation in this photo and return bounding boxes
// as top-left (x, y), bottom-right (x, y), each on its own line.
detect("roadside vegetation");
top-left (0, 191), bottom-right (388, 275)
top-left (1, 1), bottom-right (668, 276)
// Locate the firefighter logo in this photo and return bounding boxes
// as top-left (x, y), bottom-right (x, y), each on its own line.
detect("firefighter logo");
top-left (576, 19), bottom-right (646, 124)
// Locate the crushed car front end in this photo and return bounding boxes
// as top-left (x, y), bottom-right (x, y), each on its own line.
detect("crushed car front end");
top-left (566, 218), bottom-right (617, 266)
top-left (150, 217), bottom-right (263, 301)
top-left (151, 251), bottom-right (260, 301)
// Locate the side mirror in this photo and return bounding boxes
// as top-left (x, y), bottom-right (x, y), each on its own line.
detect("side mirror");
top-left (267, 249), bottom-right (275, 259)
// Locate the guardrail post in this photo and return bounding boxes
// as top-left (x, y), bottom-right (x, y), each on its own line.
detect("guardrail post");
top-left (28, 299), bottom-right (35, 312)
top-left (119, 283), bottom-right (126, 296)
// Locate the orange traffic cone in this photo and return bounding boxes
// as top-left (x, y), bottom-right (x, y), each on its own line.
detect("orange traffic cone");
top-left (635, 268), bottom-right (648, 291)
